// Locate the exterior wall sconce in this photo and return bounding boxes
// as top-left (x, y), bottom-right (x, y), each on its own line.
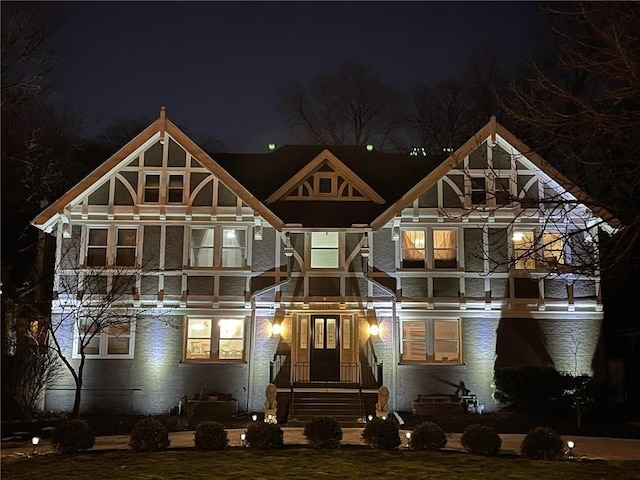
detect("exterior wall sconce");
top-left (369, 323), bottom-right (379, 337)
top-left (271, 322), bottom-right (282, 336)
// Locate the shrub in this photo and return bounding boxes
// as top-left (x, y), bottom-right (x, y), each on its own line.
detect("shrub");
top-left (409, 421), bottom-right (447, 451)
top-left (493, 366), bottom-right (572, 413)
top-left (303, 416), bottom-right (343, 449)
top-left (361, 417), bottom-right (401, 450)
top-left (520, 426), bottom-right (565, 460)
top-left (194, 421), bottom-right (229, 450)
top-left (245, 422), bottom-right (284, 449)
top-left (461, 424), bottom-right (502, 455)
top-left (129, 417), bottom-right (170, 452)
top-left (51, 419), bottom-right (95, 453)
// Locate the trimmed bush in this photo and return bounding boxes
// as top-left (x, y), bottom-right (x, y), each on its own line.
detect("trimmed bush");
top-left (51, 419), bottom-right (95, 453)
top-left (194, 421), bottom-right (229, 450)
top-left (493, 366), bottom-right (572, 413)
top-left (461, 424), bottom-right (502, 455)
top-left (245, 422), bottom-right (284, 449)
top-left (361, 417), bottom-right (401, 450)
top-left (303, 416), bottom-right (343, 449)
top-left (129, 417), bottom-right (170, 452)
top-left (409, 421), bottom-right (447, 451)
top-left (520, 426), bottom-right (564, 460)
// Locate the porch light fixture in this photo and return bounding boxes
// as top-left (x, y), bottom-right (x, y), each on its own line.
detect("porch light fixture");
top-left (271, 321), bottom-right (282, 336)
top-left (369, 324), bottom-right (379, 337)
top-left (31, 436), bottom-right (40, 456)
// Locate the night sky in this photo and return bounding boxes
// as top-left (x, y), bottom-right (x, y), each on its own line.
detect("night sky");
top-left (55, 1), bottom-right (546, 152)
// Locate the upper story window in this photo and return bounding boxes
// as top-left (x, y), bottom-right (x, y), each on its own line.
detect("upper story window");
top-left (470, 177), bottom-right (487, 206)
top-left (86, 227), bottom-right (138, 268)
top-left (143, 173), bottom-right (184, 204)
top-left (493, 177), bottom-right (511, 205)
top-left (74, 318), bottom-right (135, 359)
top-left (401, 228), bottom-right (459, 269)
top-left (541, 232), bottom-right (565, 266)
top-left (401, 318), bottom-right (461, 364)
top-left (310, 232), bottom-right (339, 268)
top-left (188, 227), bottom-right (247, 269)
top-left (184, 317), bottom-right (244, 362)
top-left (513, 231), bottom-right (536, 270)
top-left (433, 230), bottom-right (457, 269)
top-left (190, 228), bottom-right (215, 267)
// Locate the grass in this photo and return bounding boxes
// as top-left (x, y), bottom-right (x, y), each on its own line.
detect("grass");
top-left (3, 447), bottom-right (640, 480)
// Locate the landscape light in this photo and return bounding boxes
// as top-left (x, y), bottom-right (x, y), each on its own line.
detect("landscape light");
top-left (252, 414), bottom-right (258, 421)
top-left (240, 432), bottom-right (246, 447)
top-left (567, 440), bottom-right (575, 458)
top-left (405, 431), bottom-right (412, 440)
top-left (31, 436), bottom-right (40, 456)
top-left (368, 415), bottom-right (373, 422)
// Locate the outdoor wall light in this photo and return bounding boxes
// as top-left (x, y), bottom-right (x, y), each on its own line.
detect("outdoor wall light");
top-left (271, 322), bottom-right (282, 336)
top-left (31, 436), bottom-right (40, 456)
top-left (369, 324), bottom-right (379, 336)
top-left (567, 440), bottom-right (575, 458)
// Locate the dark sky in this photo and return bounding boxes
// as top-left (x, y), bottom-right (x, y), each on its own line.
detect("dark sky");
top-left (56, 1), bottom-right (546, 152)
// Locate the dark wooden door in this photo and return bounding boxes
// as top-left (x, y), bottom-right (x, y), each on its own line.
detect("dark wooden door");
top-left (310, 315), bottom-right (340, 381)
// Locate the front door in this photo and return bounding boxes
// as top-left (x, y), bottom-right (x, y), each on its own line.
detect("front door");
top-left (310, 315), bottom-right (340, 381)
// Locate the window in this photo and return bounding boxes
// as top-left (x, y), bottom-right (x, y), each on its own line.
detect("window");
top-left (512, 231), bottom-right (536, 270)
top-left (116, 229), bottom-right (137, 266)
top-left (470, 177), bottom-right (486, 205)
top-left (401, 231), bottom-right (425, 268)
top-left (493, 177), bottom-right (511, 205)
top-left (190, 228), bottom-right (215, 267)
top-left (167, 175), bottom-right (184, 203)
top-left (86, 227), bottom-right (137, 267)
top-left (401, 318), bottom-right (461, 364)
top-left (542, 232), bottom-right (565, 266)
top-left (74, 318), bottom-right (134, 358)
top-left (433, 230), bottom-right (457, 268)
top-left (222, 228), bottom-right (246, 267)
top-left (144, 174), bottom-right (160, 203)
top-left (310, 232), bottom-right (339, 268)
top-left (184, 317), bottom-right (244, 361)
top-left (87, 229), bottom-right (108, 266)
top-left (314, 173), bottom-right (335, 195)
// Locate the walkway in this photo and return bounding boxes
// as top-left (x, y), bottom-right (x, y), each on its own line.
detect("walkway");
top-left (2, 428), bottom-right (639, 461)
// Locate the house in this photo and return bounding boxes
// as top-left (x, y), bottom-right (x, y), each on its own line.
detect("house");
top-left (31, 108), bottom-right (615, 419)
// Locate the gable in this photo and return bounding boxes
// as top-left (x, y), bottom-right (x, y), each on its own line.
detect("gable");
top-left (32, 109), bottom-right (284, 232)
top-left (371, 117), bottom-right (619, 232)
top-left (265, 149), bottom-right (385, 204)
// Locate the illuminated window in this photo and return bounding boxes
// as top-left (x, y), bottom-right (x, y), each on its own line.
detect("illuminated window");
top-left (433, 230), bottom-right (457, 269)
top-left (116, 229), bottom-right (137, 266)
top-left (184, 317), bottom-right (244, 361)
top-left (74, 318), bottom-right (134, 358)
top-left (190, 228), bottom-right (215, 267)
top-left (87, 229), bottom-right (108, 266)
top-left (401, 318), bottom-right (461, 364)
top-left (222, 228), bottom-right (246, 267)
top-left (513, 231), bottom-right (536, 269)
top-left (310, 232), bottom-right (339, 268)
top-left (402, 231), bottom-right (425, 268)
top-left (542, 232), bottom-right (565, 266)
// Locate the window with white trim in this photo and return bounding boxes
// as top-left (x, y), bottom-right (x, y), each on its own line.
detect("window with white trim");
top-left (190, 228), bottom-right (215, 267)
top-left (512, 230), bottom-right (536, 270)
top-left (541, 232), bottom-right (565, 266)
top-left (470, 177), bottom-right (486, 206)
top-left (433, 230), bottom-right (457, 269)
top-left (401, 318), bottom-right (461, 364)
top-left (167, 174), bottom-right (184, 203)
top-left (74, 318), bottom-right (135, 358)
top-left (310, 232), bottom-right (339, 268)
top-left (401, 230), bottom-right (425, 268)
top-left (184, 317), bottom-right (245, 361)
top-left (143, 173), bottom-right (184, 204)
top-left (401, 228), bottom-right (459, 269)
top-left (222, 228), bottom-right (246, 267)
top-left (144, 174), bottom-right (160, 203)
top-left (86, 227), bottom-right (138, 267)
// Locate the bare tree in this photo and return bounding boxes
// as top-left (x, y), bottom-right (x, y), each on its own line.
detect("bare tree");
top-left (502, 1), bottom-right (640, 273)
top-left (49, 236), bottom-right (173, 417)
top-left (277, 62), bottom-right (404, 149)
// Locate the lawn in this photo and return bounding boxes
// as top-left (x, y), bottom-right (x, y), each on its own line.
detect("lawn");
top-left (3, 447), bottom-right (639, 480)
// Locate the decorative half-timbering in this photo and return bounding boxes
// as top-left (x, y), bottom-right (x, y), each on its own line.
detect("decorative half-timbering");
top-left (31, 108), bottom-right (615, 420)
